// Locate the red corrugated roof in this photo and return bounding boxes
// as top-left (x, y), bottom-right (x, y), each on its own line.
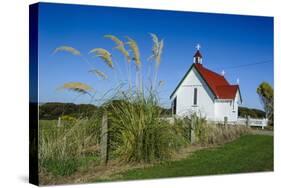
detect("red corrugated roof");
top-left (216, 85), bottom-right (239, 99)
top-left (194, 63), bottom-right (239, 99)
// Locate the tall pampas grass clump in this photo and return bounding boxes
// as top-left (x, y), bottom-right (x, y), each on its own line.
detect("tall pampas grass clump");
top-left (49, 33), bottom-right (184, 165)
top-left (105, 89), bottom-right (186, 163)
top-left (100, 34), bottom-right (186, 163)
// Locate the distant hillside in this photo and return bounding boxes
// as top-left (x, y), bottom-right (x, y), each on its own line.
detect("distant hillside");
top-left (39, 102), bottom-right (171, 120)
top-left (238, 106), bottom-right (266, 119)
top-left (39, 102), bottom-right (98, 120)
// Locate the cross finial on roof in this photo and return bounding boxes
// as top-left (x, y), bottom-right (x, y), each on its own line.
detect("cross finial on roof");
top-left (196, 44), bottom-right (201, 50)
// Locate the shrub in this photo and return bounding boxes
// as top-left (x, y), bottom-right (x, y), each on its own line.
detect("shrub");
top-left (61, 115), bottom-right (77, 124)
top-left (238, 106), bottom-right (266, 118)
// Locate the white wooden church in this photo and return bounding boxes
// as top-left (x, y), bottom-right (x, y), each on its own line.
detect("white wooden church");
top-left (170, 45), bottom-right (242, 122)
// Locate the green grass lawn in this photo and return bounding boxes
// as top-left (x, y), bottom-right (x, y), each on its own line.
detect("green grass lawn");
top-left (105, 135), bottom-right (273, 181)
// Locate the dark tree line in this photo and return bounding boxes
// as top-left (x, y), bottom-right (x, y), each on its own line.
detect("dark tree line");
top-left (238, 106), bottom-right (266, 119)
top-left (39, 102), bottom-right (172, 120)
top-left (39, 102), bottom-right (98, 120)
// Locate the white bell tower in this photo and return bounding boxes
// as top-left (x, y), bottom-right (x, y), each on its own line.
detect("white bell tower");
top-left (193, 44), bottom-right (202, 64)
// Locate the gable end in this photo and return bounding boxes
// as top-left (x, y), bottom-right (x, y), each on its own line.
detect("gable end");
top-left (170, 64), bottom-right (217, 99)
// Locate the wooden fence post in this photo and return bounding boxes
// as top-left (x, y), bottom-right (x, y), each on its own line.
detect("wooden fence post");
top-left (57, 117), bottom-right (62, 127)
top-left (100, 111), bottom-right (108, 165)
top-left (224, 117), bottom-right (228, 126)
top-left (224, 116), bottom-right (228, 131)
top-left (246, 115), bottom-right (250, 127)
top-left (190, 114), bottom-right (195, 144)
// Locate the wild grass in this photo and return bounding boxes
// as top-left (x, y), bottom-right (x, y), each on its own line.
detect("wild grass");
top-left (88, 69), bottom-right (108, 80)
top-left (89, 48), bottom-right (114, 68)
top-left (148, 33), bottom-right (164, 89)
top-left (58, 82), bottom-right (93, 96)
top-left (53, 46), bottom-right (81, 56)
top-left (125, 36), bottom-right (141, 68)
top-left (104, 34), bottom-right (132, 87)
top-left (39, 114), bottom-right (102, 176)
top-left (104, 35), bottom-right (130, 63)
top-left (194, 119), bottom-right (250, 145)
top-left (174, 115), bottom-right (251, 146)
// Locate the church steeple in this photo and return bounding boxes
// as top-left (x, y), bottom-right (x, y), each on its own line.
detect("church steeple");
top-left (193, 44), bottom-right (202, 64)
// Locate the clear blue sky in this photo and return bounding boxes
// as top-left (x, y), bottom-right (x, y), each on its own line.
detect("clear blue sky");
top-left (38, 3), bottom-right (273, 110)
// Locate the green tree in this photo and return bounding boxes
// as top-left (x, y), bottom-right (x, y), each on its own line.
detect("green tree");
top-left (257, 82), bottom-right (273, 125)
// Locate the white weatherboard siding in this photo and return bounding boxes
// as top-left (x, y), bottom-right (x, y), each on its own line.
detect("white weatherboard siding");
top-left (171, 67), bottom-right (216, 120)
top-left (214, 90), bottom-right (241, 122)
top-left (233, 90), bottom-right (241, 120)
top-left (214, 100), bottom-right (236, 122)
top-left (214, 90), bottom-right (240, 122)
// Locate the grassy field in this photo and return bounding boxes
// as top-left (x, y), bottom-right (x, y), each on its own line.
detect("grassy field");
top-left (98, 134), bottom-right (273, 181)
